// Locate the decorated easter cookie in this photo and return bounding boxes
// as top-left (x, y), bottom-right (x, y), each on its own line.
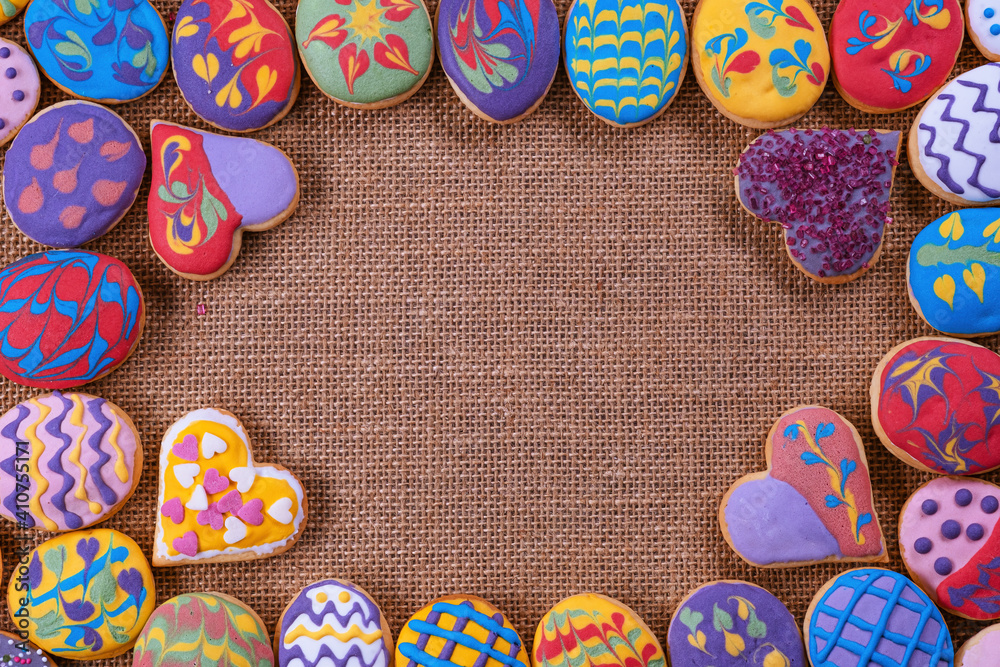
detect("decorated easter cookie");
top-left (0, 39), bottom-right (40, 147)
top-left (172, 0), bottom-right (300, 133)
top-left (533, 594), bottom-right (663, 667)
top-left (871, 337), bottom-right (1000, 475)
top-left (154, 408), bottom-right (306, 566)
top-left (436, 0), bottom-right (560, 123)
top-left (668, 581), bottom-right (805, 667)
top-left (276, 579), bottom-right (393, 667)
top-left (691, 0), bottom-right (829, 128)
top-left (829, 0), bottom-right (963, 114)
top-left (564, 0), bottom-right (687, 128)
top-left (911, 63), bottom-right (1000, 206)
top-left (148, 120), bottom-right (299, 281)
top-left (3, 101), bottom-right (146, 248)
top-left (0, 250), bottom-right (144, 390)
top-left (908, 209), bottom-right (1000, 337)
top-left (0, 0), bottom-right (27, 27)
top-left (720, 406), bottom-right (886, 567)
top-left (969, 0), bottom-right (1000, 62)
top-left (804, 568), bottom-right (954, 667)
top-left (735, 128), bottom-right (901, 283)
top-left (0, 391), bottom-right (142, 532)
top-left (132, 592), bottom-right (275, 666)
top-left (397, 595), bottom-right (528, 667)
top-left (8, 529), bottom-right (155, 660)
top-left (899, 477), bottom-right (1000, 621)
top-left (296, 0), bottom-right (434, 109)
top-left (0, 631), bottom-right (56, 666)
top-left (956, 624), bottom-right (1000, 667)
top-left (23, 0), bottom-right (168, 103)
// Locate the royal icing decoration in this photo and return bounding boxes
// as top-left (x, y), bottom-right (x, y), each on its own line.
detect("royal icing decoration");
top-left (829, 0), bottom-right (962, 114)
top-left (533, 594), bottom-right (664, 667)
top-left (148, 120), bottom-right (299, 281)
top-left (668, 581), bottom-right (805, 667)
top-left (0, 391), bottom-right (140, 532)
top-left (871, 337), bottom-right (1000, 475)
top-left (912, 63), bottom-right (1000, 205)
top-left (0, 632), bottom-right (52, 666)
top-left (564, 0), bottom-right (687, 127)
top-left (296, 0), bottom-right (434, 108)
top-left (24, 0), bottom-right (168, 103)
top-left (397, 597), bottom-right (528, 667)
top-left (956, 624), bottom-right (1000, 667)
top-left (736, 128), bottom-right (900, 282)
top-left (908, 209), bottom-right (1000, 337)
top-left (278, 579), bottom-right (391, 667)
top-left (969, 0), bottom-right (1000, 61)
top-left (154, 408), bottom-right (306, 565)
top-left (8, 529), bottom-right (155, 660)
top-left (0, 0), bottom-right (27, 26)
top-left (0, 250), bottom-right (144, 389)
top-left (721, 406), bottom-right (885, 567)
top-left (692, 0), bottom-right (828, 126)
top-left (0, 40), bottom-right (40, 147)
top-left (805, 568), bottom-right (953, 667)
top-left (900, 477), bottom-right (1000, 621)
top-left (172, 0), bottom-right (299, 132)
top-left (436, 0), bottom-right (560, 122)
top-left (3, 101), bottom-right (146, 248)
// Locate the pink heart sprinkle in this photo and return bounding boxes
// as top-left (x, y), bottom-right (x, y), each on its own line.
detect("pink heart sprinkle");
top-left (172, 530), bottom-right (198, 557)
top-left (217, 490), bottom-right (243, 514)
top-left (172, 434), bottom-right (199, 462)
top-left (160, 497), bottom-right (185, 524)
top-left (237, 498), bottom-right (264, 526)
top-left (203, 468), bottom-right (230, 494)
top-left (196, 503), bottom-right (224, 531)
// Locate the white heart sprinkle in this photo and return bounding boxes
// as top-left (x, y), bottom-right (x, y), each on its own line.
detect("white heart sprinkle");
top-left (173, 463), bottom-right (200, 489)
top-left (223, 516), bottom-right (247, 544)
top-left (200, 433), bottom-right (228, 459)
top-left (230, 466), bottom-right (256, 493)
top-left (185, 484), bottom-right (208, 511)
top-left (267, 497), bottom-right (293, 524)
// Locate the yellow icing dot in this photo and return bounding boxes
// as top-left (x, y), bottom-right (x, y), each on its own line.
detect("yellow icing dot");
top-left (339, 591), bottom-right (351, 603)
top-left (316, 592), bottom-right (328, 603)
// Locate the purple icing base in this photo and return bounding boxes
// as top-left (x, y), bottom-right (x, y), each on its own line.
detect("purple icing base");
top-left (668, 581), bottom-right (806, 667)
top-left (724, 476), bottom-right (842, 565)
top-left (436, 0), bottom-right (560, 121)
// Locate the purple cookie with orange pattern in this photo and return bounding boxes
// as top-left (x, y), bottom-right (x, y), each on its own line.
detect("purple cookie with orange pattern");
top-left (2, 100), bottom-right (145, 248)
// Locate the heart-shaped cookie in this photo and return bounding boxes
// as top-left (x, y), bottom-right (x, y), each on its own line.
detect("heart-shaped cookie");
top-left (735, 128), bottom-right (901, 283)
top-left (720, 405), bottom-right (887, 567)
top-left (154, 408), bottom-right (307, 566)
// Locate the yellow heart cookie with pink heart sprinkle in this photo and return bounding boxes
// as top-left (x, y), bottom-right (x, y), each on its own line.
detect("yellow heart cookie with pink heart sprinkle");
top-left (154, 408), bottom-right (307, 566)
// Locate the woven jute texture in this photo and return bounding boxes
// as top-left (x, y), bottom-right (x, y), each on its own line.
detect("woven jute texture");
top-left (0, 0), bottom-right (997, 663)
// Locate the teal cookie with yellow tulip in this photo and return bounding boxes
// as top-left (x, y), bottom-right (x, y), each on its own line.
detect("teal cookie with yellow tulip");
top-left (908, 209), bottom-right (1000, 337)
top-left (667, 580), bottom-right (806, 667)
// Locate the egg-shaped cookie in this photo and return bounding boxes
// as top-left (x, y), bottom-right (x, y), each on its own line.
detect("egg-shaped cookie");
top-left (564, 0), bottom-right (687, 128)
top-left (173, 0), bottom-right (300, 132)
top-left (436, 0), bottom-right (560, 123)
top-left (296, 0), bottom-right (434, 109)
top-left (956, 624), bottom-right (1000, 667)
top-left (0, 39), bottom-right (40, 147)
top-left (8, 529), bottom-right (156, 660)
top-left (3, 101), bottom-right (146, 248)
top-left (0, 391), bottom-right (142, 532)
top-left (969, 0), bottom-right (1000, 62)
top-left (0, 631), bottom-right (56, 666)
top-left (691, 0), bottom-right (829, 128)
top-left (23, 0), bottom-right (169, 103)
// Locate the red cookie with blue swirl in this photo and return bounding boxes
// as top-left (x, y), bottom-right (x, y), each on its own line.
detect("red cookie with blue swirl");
top-left (172, 0), bottom-right (301, 133)
top-left (276, 579), bottom-right (394, 667)
top-left (3, 101), bottom-right (146, 248)
top-left (436, 0), bottom-right (560, 123)
top-left (0, 250), bottom-right (144, 389)
top-left (900, 477), bottom-right (1000, 621)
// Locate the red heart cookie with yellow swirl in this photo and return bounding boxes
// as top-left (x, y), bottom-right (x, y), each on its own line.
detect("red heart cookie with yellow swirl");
top-left (154, 408), bottom-right (307, 566)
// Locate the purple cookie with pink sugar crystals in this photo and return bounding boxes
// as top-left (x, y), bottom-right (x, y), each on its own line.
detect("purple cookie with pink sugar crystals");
top-left (735, 128), bottom-right (901, 285)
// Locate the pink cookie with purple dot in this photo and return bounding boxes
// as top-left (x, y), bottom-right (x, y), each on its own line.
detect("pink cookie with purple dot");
top-left (735, 128), bottom-right (902, 284)
top-left (899, 476), bottom-right (1000, 620)
top-left (0, 39), bottom-right (39, 147)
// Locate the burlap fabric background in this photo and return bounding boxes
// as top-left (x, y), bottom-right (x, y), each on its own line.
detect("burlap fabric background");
top-left (0, 0), bottom-right (997, 663)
